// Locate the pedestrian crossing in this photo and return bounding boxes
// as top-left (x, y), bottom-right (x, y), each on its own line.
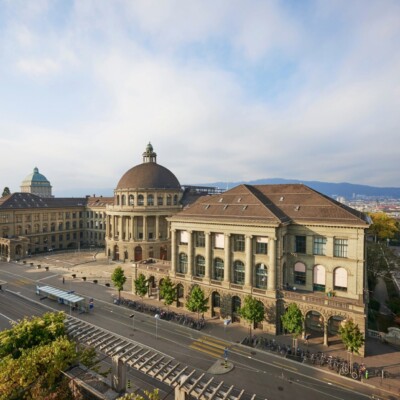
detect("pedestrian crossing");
top-left (190, 336), bottom-right (230, 358)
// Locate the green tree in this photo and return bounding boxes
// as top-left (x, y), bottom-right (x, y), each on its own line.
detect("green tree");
top-left (238, 295), bottom-right (265, 340)
top-left (185, 285), bottom-right (209, 321)
top-left (1, 187), bottom-right (10, 197)
top-left (367, 242), bottom-right (397, 289)
top-left (159, 276), bottom-right (177, 311)
top-left (281, 303), bottom-right (304, 347)
top-left (368, 212), bottom-right (399, 242)
top-left (118, 389), bottom-right (159, 400)
top-left (134, 273), bottom-right (149, 305)
top-left (339, 319), bottom-right (365, 368)
top-left (111, 266), bottom-right (127, 301)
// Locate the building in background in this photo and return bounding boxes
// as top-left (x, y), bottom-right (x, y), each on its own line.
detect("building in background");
top-left (20, 167), bottom-right (53, 198)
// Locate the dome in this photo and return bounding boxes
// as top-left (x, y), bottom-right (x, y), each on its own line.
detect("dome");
top-left (116, 144), bottom-right (181, 190)
top-left (21, 167), bottom-right (50, 185)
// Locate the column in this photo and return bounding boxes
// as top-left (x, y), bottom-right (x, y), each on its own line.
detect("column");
top-left (106, 215), bottom-right (110, 238)
top-left (224, 234), bottom-right (231, 283)
top-left (171, 230), bottom-right (177, 275)
top-left (155, 215), bottom-right (160, 239)
top-left (187, 230), bottom-right (193, 277)
top-left (205, 232), bottom-right (211, 279)
top-left (268, 238), bottom-right (276, 290)
top-left (323, 321), bottom-right (328, 346)
top-left (245, 235), bottom-right (253, 287)
top-left (131, 216), bottom-right (135, 240)
top-left (143, 215), bottom-right (147, 241)
top-left (118, 216), bottom-right (123, 240)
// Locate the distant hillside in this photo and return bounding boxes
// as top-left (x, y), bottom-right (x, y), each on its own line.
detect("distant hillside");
top-left (196, 179), bottom-right (400, 200)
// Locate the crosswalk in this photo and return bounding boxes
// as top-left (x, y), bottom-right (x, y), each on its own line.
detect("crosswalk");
top-left (190, 336), bottom-right (232, 358)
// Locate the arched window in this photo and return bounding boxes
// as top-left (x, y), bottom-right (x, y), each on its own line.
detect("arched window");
top-left (147, 194), bottom-right (154, 206)
top-left (212, 292), bottom-right (221, 308)
top-left (157, 195), bottom-right (163, 206)
top-left (138, 195), bottom-right (144, 206)
top-left (121, 195), bottom-right (126, 205)
top-left (129, 195), bottom-right (134, 205)
top-left (178, 253), bottom-right (188, 274)
top-left (313, 264), bottom-right (326, 292)
top-left (173, 194), bottom-right (178, 205)
top-left (334, 267), bottom-right (348, 292)
top-left (294, 262), bottom-right (306, 285)
top-left (195, 255), bottom-right (205, 277)
top-left (255, 263), bottom-right (267, 289)
top-left (116, 195), bottom-right (120, 205)
top-left (213, 258), bottom-right (224, 281)
top-left (167, 195), bottom-right (172, 206)
top-left (233, 260), bottom-right (245, 285)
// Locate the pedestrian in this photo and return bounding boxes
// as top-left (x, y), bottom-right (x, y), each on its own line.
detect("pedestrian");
top-left (62, 277), bottom-right (65, 284)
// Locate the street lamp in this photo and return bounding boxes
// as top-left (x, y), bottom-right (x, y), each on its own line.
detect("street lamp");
top-left (129, 313), bottom-right (135, 331)
top-left (155, 313), bottom-right (160, 340)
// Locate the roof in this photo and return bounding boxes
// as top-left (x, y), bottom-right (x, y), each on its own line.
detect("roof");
top-left (86, 196), bottom-right (114, 207)
top-left (171, 184), bottom-right (370, 227)
top-left (21, 167), bottom-right (51, 185)
top-left (37, 285), bottom-right (84, 304)
top-left (0, 193), bottom-right (87, 209)
top-left (116, 162), bottom-right (181, 190)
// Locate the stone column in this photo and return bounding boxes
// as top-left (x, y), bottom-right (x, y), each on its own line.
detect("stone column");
top-left (143, 215), bottom-right (147, 241)
top-left (171, 229), bottom-right (176, 275)
top-left (155, 215), bottom-right (160, 240)
top-left (245, 235), bottom-right (253, 287)
top-left (205, 232), bottom-right (211, 279)
top-left (106, 215), bottom-right (110, 238)
top-left (224, 234), bottom-right (231, 283)
top-left (268, 238), bottom-right (276, 290)
top-left (187, 230), bottom-right (193, 277)
top-left (131, 216), bottom-right (135, 240)
top-left (111, 355), bottom-right (126, 393)
top-left (323, 320), bottom-right (328, 346)
top-left (118, 215), bottom-right (123, 241)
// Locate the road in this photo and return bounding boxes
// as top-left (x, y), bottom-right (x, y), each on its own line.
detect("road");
top-left (0, 261), bottom-right (381, 400)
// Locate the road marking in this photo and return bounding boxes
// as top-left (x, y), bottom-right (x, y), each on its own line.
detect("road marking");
top-left (272, 361), bottom-right (298, 371)
top-left (322, 378), bottom-right (354, 390)
top-left (189, 343), bottom-right (222, 358)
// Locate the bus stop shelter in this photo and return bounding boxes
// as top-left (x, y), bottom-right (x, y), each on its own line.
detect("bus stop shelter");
top-left (36, 285), bottom-right (87, 313)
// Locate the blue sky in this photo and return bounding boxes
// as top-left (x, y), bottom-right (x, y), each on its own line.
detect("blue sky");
top-left (0, 0), bottom-right (399, 196)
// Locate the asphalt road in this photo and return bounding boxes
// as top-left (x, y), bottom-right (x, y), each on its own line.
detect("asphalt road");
top-left (0, 261), bottom-right (381, 400)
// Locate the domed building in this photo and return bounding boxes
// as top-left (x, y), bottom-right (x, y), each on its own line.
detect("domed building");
top-left (20, 167), bottom-right (53, 198)
top-left (105, 143), bottom-right (183, 262)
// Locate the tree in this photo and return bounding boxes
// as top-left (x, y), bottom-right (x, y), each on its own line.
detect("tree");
top-left (339, 319), bottom-right (365, 369)
top-left (281, 303), bottom-right (304, 347)
top-left (185, 285), bottom-right (209, 321)
top-left (118, 389), bottom-right (159, 400)
top-left (238, 295), bottom-right (265, 340)
top-left (368, 212), bottom-right (399, 243)
top-left (134, 273), bottom-right (149, 305)
top-left (367, 242), bottom-right (397, 289)
top-left (159, 276), bottom-right (177, 311)
top-left (111, 266), bottom-right (127, 301)
top-left (1, 187), bottom-right (10, 197)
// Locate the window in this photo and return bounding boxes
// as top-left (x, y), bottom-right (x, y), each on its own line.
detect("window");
top-left (180, 231), bottom-right (189, 244)
top-left (256, 237), bottom-right (268, 254)
top-left (178, 253), bottom-right (188, 274)
top-left (195, 255), bottom-right (205, 277)
top-left (313, 264), bottom-right (326, 291)
top-left (295, 235), bottom-right (306, 254)
top-left (157, 195), bottom-right (163, 206)
top-left (147, 194), bottom-right (154, 206)
top-left (166, 195), bottom-right (172, 206)
top-left (121, 195), bottom-right (126, 205)
top-left (195, 231), bottom-right (205, 247)
top-left (233, 235), bottom-right (245, 252)
top-left (213, 258), bottom-right (224, 281)
top-left (334, 239), bottom-right (348, 258)
top-left (294, 262), bottom-right (306, 285)
top-left (255, 264), bottom-right (267, 289)
top-left (137, 195), bottom-right (144, 206)
top-left (129, 195), bottom-right (134, 205)
top-left (233, 260), bottom-right (245, 285)
top-left (334, 267), bottom-right (348, 292)
top-left (214, 233), bottom-right (224, 249)
top-left (313, 236), bottom-right (327, 255)
top-left (173, 195), bottom-right (178, 205)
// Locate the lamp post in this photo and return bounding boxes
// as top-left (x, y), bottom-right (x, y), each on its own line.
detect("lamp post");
top-left (155, 313), bottom-right (160, 339)
top-left (129, 313), bottom-right (135, 332)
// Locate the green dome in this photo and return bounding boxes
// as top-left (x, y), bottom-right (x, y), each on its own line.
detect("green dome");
top-left (22, 167), bottom-right (50, 185)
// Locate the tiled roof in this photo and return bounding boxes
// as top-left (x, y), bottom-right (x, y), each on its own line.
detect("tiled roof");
top-left (171, 184), bottom-right (370, 226)
top-left (0, 193), bottom-right (87, 209)
top-left (86, 196), bottom-right (114, 207)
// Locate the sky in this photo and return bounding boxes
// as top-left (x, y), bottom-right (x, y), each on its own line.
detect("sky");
top-left (0, 0), bottom-right (399, 197)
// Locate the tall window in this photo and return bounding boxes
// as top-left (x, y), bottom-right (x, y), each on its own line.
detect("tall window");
top-left (255, 264), bottom-right (267, 289)
top-left (147, 194), bottom-right (154, 206)
top-left (157, 195), bottom-right (163, 206)
top-left (214, 233), bottom-right (224, 249)
top-left (173, 195), bottom-right (178, 205)
top-left (233, 235), bottom-right (245, 252)
top-left (233, 260), bottom-right (245, 285)
top-left (178, 253), bottom-right (188, 274)
top-left (180, 231), bottom-right (189, 244)
top-left (295, 235), bottom-right (306, 253)
top-left (313, 236), bottom-right (326, 255)
top-left (129, 195), bottom-right (134, 205)
top-left (138, 195), bottom-right (144, 206)
top-left (256, 237), bottom-right (268, 254)
top-left (195, 255), bottom-right (205, 277)
top-left (334, 267), bottom-right (348, 291)
top-left (195, 231), bottom-right (205, 247)
top-left (166, 195), bottom-right (172, 205)
top-left (313, 264), bottom-right (326, 292)
top-left (294, 262), bottom-right (306, 285)
top-left (213, 258), bottom-right (224, 281)
top-left (334, 239), bottom-right (348, 258)
top-left (121, 195), bottom-right (126, 205)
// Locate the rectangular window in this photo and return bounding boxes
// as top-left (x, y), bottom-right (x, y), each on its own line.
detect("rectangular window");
top-left (256, 237), bottom-right (268, 254)
top-left (313, 236), bottom-right (326, 255)
top-left (214, 233), bottom-right (225, 249)
top-left (180, 231), bottom-right (189, 244)
top-left (295, 235), bottom-right (306, 254)
top-left (334, 238), bottom-right (348, 258)
top-left (294, 263), bottom-right (306, 285)
top-left (195, 231), bottom-right (205, 247)
top-left (233, 235), bottom-right (245, 252)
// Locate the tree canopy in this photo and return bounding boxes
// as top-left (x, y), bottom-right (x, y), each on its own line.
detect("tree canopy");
top-left (134, 273), bottom-right (148, 300)
top-left (118, 389), bottom-right (159, 400)
top-left (185, 285), bottom-right (209, 320)
top-left (1, 187), bottom-right (10, 197)
top-left (281, 303), bottom-right (304, 339)
top-left (368, 212), bottom-right (399, 242)
top-left (238, 296), bottom-right (265, 339)
top-left (159, 276), bottom-right (177, 310)
top-left (339, 319), bottom-right (365, 355)
top-left (111, 266), bottom-right (127, 300)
